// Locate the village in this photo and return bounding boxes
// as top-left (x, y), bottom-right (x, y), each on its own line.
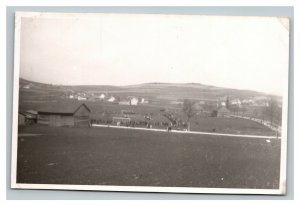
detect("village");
top-left (18, 81), bottom-right (282, 136)
top-left (13, 12), bottom-right (288, 192)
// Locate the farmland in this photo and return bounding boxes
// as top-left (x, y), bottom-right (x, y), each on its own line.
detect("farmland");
top-left (19, 78), bottom-right (277, 136)
top-left (17, 125), bottom-right (281, 189)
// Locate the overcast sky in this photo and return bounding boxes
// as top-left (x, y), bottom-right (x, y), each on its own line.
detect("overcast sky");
top-left (19, 13), bottom-right (289, 95)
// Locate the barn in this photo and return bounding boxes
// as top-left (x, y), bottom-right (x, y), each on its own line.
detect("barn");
top-left (18, 110), bottom-right (38, 126)
top-left (37, 102), bottom-right (91, 127)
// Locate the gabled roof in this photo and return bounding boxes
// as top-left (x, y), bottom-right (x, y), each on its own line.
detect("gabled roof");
top-left (38, 101), bottom-right (91, 115)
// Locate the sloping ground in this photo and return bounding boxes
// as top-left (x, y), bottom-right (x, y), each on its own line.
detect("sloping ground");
top-left (189, 117), bottom-right (276, 136)
top-left (17, 126), bottom-right (281, 189)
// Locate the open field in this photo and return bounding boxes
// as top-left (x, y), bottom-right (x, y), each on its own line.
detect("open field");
top-left (17, 125), bottom-right (281, 189)
top-left (189, 116), bottom-right (276, 136)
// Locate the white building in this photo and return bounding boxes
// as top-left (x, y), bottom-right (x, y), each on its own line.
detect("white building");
top-left (130, 97), bottom-right (139, 105)
top-left (99, 94), bottom-right (105, 99)
top-left (107, 96), bottom-right (116, 102)
top-left (220, 101), bottom-right (226, 107)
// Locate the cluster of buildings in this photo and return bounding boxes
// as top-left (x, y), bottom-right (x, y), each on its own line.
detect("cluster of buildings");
top-left (118, 96), bottom-right (149, 105)
top-left (216, 96), bottom-right (276, 108)
top-left (66, 92), bottom-right (149, 106)
top-left (187, 95), bottom-right (279, 118)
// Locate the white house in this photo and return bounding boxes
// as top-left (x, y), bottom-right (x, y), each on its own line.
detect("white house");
top-left (220, 101), bottom-right (226, 107)
top-left (130, 97), bottom-right (139, 105)
top-left (99, 94), bottom-right (105, 99)
top-left (108, 96), bottom-right (116, 102)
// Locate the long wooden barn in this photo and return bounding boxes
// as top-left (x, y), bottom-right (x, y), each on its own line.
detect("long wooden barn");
top-left (37, 102), bottom-right (91, 127)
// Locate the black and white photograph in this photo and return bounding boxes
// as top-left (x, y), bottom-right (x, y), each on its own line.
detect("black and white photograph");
top-left (11, 12), bottom-right (289, 194)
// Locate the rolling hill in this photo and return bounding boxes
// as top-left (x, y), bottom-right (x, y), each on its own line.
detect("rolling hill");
top-left (19, 78), bottom-right (280, 102)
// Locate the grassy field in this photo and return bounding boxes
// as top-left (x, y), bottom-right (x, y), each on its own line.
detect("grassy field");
top-left (189, 116), bottom-right (276, 136)
top-left (17, 125), bottom-right (281, 189)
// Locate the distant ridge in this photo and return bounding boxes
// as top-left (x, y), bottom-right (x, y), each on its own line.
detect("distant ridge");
top-left (19, 77), bottom-right (280, 99)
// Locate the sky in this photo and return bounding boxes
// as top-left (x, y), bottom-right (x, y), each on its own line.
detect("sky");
top-left (19, 13), bottom-right (289, 95)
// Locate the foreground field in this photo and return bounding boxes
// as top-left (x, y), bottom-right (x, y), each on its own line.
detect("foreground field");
top-left (17, 125), bottom-right (281, 189)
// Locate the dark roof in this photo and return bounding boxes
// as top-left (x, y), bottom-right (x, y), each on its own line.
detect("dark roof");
top-left (38, 101), bottom-right (91, 115)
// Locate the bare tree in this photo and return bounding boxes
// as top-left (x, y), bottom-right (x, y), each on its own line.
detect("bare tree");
top-left (182, 99), bottom-right (197, 131)
top-left (264, 97), bottom-right (281, 127)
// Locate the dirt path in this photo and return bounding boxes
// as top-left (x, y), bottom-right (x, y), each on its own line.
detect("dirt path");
top-left (92, 124), bottom-right (280, 139)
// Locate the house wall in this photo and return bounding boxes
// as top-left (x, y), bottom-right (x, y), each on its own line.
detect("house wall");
top-left (73, 105), bottom-right (90, 127)
top-left (38, 114), bottom-right (74, 126)
top-left (37, 105), bottom-right (91, 127)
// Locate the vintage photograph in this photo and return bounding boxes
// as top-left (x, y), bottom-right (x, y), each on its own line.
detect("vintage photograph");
top-left (11, 12), bottom-right (289, 194)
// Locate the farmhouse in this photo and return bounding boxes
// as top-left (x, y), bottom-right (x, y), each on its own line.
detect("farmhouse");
top-left (107, 96), bottom-right (116, 102)
top-left (37, 102), bottom-right (91, 127)
top-left (129, 97), bottom-right (139, 105)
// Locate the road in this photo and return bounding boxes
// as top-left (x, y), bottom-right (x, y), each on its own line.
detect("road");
top-left (92, 124), bottom-right (280, 139)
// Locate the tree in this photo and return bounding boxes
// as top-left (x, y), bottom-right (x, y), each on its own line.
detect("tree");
top-left (264, 97), bottom-right (281, 127)
top-left (226, 96), bottom-right (230, 109)
top-left (182, 99), bottom-right (197, 131)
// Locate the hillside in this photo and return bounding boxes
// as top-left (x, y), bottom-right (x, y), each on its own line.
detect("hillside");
top-left (19, 78), bottom-right (280, 102)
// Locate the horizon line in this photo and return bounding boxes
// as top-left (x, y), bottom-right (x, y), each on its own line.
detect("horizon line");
top-left (19, 77), bottom-right (282, 97)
